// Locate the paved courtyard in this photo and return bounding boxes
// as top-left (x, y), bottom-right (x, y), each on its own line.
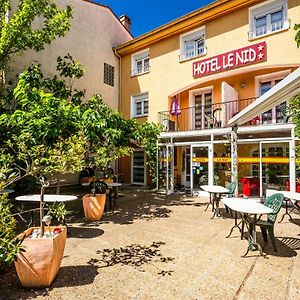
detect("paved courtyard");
top-left (1, 186), bottom-right (300, 299)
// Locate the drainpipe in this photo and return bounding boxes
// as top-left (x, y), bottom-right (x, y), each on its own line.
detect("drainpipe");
top-left (114, 48), bottom-right (122, 178)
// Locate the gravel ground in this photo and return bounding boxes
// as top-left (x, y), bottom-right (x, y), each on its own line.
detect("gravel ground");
top-left (0, 185), bottom-right (300, 300)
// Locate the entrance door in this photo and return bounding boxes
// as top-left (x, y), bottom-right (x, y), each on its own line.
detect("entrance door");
top-left (158, 145), bottom-right (174, 195)
top-left (191, 145), bottom-right (210, 190)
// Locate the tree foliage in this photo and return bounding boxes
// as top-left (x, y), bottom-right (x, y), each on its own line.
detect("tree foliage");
top-left (0, 0), bottom-right (73, 70)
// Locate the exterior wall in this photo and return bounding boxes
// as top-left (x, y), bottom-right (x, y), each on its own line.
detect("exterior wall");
top-left (118, 0), bottom-right (300, 185)
top-left (120, 0), bottom-right (300, 121)
top-left (9, 0), bottom-right (132, 109)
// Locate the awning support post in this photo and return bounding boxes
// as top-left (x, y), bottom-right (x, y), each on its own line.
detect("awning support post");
top-left (231, 125), bottom-right (238, 196)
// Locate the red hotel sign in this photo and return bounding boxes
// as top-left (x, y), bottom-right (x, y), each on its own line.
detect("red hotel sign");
top-left (193, 42), bottom-right (267, 78)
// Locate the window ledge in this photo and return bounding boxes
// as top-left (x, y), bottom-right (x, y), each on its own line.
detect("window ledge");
top-left (248, 24), bottom-right (290, 41)
top-left (179, 51), bottom-right (207, 63)
top-left (131, 69), bottom-right (150, 78)
top-left (132, 115), bottom-right (148, 119)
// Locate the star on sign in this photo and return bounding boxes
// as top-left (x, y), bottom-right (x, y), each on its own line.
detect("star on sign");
top-left (258, 53), bottom-right (264, 59)
top-left (258, 44), bottom-right (264, 52)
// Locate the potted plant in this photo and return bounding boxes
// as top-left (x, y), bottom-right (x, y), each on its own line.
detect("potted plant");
top-left (80, 96), bottom-right (135, 220)
top-left (1, 67), bottom-right (85, 287)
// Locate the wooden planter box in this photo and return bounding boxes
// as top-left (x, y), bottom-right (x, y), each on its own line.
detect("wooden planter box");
top-left (82, 194), bottom-right (106, 221)
top-left (14, 226), bottom-right (67, 288)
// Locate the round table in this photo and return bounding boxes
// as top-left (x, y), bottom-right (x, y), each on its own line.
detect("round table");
top-left (0, 188), bottom-right (15, 194)
top-left (200, 185), bottom-right (230, 218)
top-left (222, 197), bottom-right (272, 257)
top-left (15, 194), bottom-right (78, 227)
top-left (15, 194), bottom-right (77, 202)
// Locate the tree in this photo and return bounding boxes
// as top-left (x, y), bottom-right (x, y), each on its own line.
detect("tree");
top-left (1, 68), bottom-right (86, 237)
top-left (0, 0), bottom-right (73, 71)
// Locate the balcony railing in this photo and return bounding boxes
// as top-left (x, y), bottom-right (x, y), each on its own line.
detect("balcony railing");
top-left (158, 97), bottom-right (290, 132)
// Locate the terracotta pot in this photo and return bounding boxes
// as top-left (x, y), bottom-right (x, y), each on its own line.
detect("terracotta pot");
top-left (80, 176), bottom-right (94, 184)
top-left (82, 194), bottom-right (106, 221)
top-left (14, 226), bottom-right (67, 288)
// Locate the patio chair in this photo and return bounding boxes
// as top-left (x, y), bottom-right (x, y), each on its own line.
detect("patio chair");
top-left (224, 182), bottom-right (237, 215)
top-left (243, 193), bottom-right (284, 251)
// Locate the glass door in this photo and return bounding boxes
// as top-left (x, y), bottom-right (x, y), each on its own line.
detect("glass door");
top-left (191, 145), bottom-right (209, 191)
top-left (158, 145), bottom-right (174, 195)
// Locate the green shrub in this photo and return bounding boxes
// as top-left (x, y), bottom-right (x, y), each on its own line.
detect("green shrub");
top-left (0, 195), bottom-right (23, 272)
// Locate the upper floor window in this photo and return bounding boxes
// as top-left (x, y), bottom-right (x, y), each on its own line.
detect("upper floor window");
top-left (103, 63), bottom-right (114, 87)
top-left (249, 0), bottom-right (289, 40)
top-left (131, 50), bottom-right (150, 77)
top-left (179, 27), bottom-right (206, 62)
top-left (131, 92), bottom-right (148, 117)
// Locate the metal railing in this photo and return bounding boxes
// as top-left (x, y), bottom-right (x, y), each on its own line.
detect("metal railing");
top-left (158, 97), bottom-right (290, 132)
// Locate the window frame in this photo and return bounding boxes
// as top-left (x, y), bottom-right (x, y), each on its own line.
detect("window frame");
top-left (103, 62), bottom-right (114, 87)
top-left (255, 70), bottom-right (291, 124)
top-left (131, 92), bottom-right (149, 118)
top-left (179, 27), bottom-right (206, 62)
top-left (131, 49), bottom-right (150, 77)
top-left (249, 0), bottom-right (289, 40)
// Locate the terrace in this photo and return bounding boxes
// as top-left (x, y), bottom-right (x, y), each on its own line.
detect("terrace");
top-left (158, 97), bottom-right (290, 132)
top-left (1, 185), bottom-right (299, 299)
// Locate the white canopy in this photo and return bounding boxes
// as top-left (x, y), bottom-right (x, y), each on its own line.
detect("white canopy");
top-left (228, 67), bottom-right (300, 126)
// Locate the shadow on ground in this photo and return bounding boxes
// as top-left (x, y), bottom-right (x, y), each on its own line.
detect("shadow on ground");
top-left (0, 265), bottom-right (98, 300)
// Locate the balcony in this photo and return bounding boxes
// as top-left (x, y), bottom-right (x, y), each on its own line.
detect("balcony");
top-left (158, 97), bottom-right (290, 132)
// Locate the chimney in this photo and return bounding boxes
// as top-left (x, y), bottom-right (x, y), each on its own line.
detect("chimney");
top-left (119, 15), bottom-right (131, 32)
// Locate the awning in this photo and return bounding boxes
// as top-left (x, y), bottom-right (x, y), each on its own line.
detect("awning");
top-left (228, 67), bottom-right (300, 126)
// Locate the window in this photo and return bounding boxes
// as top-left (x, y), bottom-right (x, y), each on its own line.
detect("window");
top-left (180, 27), bottom-right (206, 62)
top-left (255, 70), bottom-right (290, 124)
top-left (194, 92), bottom-right (213, 130)
top-left (132, 151), bottom-right (145, 184)
top-left (260, 78), bottom-right (287, 124)
top-left (249, 0), bottom-right (289, 39)
top-left (131, 50), bottom-right (150, 76)
top-left (103, 63), bottom-right (114, 86)
top-left (131, 93), bottom-right (149, 117)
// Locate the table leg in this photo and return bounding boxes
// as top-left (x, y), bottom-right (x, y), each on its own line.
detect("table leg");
top-left (205, 192), bottom-right (212, 211)
top-left (211, 194), bottom-right (224, 219)
top-left (279, 199), bottom-right (295, 224)
top-left (226, 211), bottom-right (242, 238)
top-left (242, 214), bottom-right (267, 258)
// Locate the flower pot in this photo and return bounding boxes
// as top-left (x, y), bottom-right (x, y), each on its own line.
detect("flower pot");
top-left (14, 226), bottom-right (67, 288)
top-left (82, 194), bottom-right (106, 221)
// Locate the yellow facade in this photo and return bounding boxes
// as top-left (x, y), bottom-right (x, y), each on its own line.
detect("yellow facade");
top-left (116, 0), bottom-right (300, 190)
top-left (117, 0), bottom-right (300, 122)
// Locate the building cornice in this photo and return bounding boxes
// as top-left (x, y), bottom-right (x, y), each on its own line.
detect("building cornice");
top-left (115, 0), bottom-right (261, 55)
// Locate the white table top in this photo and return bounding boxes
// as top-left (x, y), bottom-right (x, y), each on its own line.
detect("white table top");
top-left (266, 189), bottom-right (300, 201)
top-left (15, 194), bottom-right (78, 203)
top-left (107, 182), bottom-right (122, 187)
top-left (200, 185), bottom-right (229, 194)
top-left (0, 189), bottom-right (14, 194)
top-left (222, 197), bottom-right (273, 214)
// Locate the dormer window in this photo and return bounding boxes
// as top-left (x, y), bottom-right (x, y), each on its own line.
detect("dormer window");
top-left (180, 27), bottom-right (206, 62)
top-left (131, 49), bottom-right (150, 76)
top-left (249, 0), bottom-right (289, 40)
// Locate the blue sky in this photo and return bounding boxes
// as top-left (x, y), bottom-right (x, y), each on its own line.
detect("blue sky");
top-left (95, 1), bottom-right (213, 37)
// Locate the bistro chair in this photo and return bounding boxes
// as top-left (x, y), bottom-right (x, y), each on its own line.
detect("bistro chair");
top-left (242, 193), bottom-right (284, 252)
top-left (224, 182), bottom-right (237, 215)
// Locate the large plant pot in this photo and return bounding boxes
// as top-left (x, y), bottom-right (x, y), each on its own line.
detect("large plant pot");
top-left (82, 194), bottom-right (106, 221)
top-left (14, 226), bottom-right (67, 288)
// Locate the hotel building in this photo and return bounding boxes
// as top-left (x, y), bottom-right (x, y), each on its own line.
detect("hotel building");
top-left (115, 0), bottom-right (300, 196)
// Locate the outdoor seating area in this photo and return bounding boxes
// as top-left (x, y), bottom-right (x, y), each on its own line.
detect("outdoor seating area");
top-left (1, 185), bottom-right (300, 299)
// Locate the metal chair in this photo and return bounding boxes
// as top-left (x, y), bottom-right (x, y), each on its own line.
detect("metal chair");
top-left (256, 193), bottom-right (284, 252)
top-left (242, 193), bottom-right (284, 251)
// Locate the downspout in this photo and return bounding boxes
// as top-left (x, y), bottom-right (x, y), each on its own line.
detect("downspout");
top-left (114, 48), bottom-right (122, 178)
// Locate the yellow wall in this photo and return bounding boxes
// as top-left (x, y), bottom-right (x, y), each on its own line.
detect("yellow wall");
top-left (120, 0), bottom-right (300, 121)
